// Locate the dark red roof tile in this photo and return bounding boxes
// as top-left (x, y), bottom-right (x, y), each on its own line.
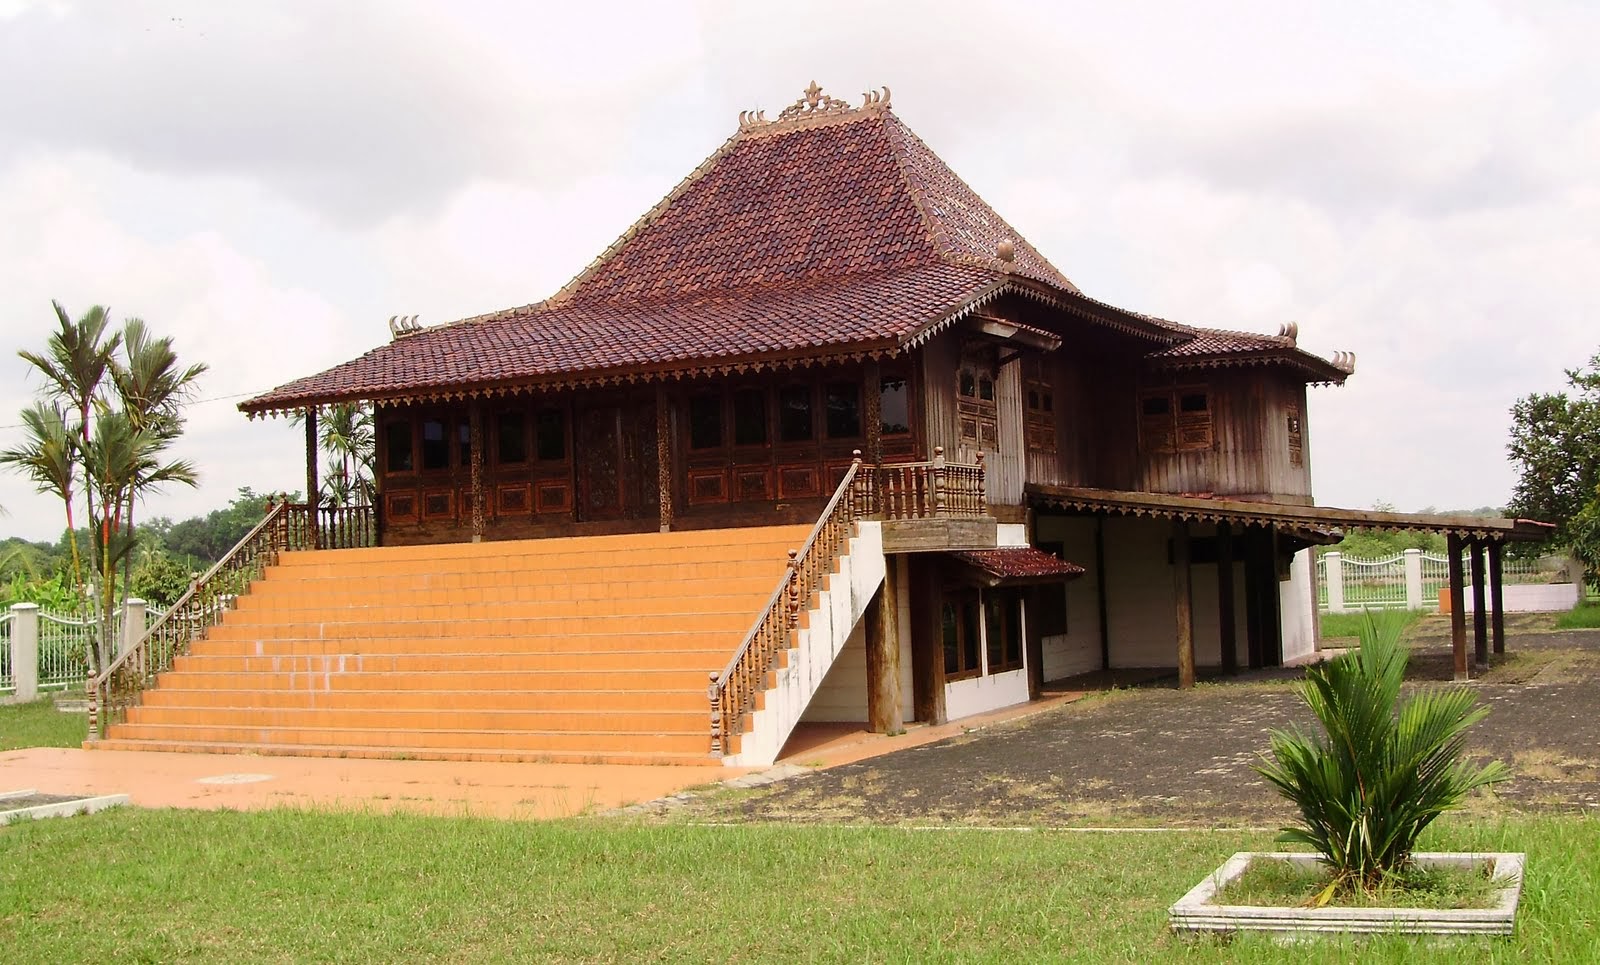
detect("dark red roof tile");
top-left (950, 547), bottom-right (1085, 581)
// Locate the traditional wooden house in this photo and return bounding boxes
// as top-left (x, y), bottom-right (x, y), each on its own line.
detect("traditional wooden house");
top-left (88, 83), bottom-right (1549, 766)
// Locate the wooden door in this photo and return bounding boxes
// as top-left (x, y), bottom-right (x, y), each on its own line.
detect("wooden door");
top-left (577, 405), bottom-right (625, 520)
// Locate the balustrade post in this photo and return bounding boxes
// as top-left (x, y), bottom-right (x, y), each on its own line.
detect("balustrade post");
top-left (933, 446), bottom-right (947, 517)
top-left (1325, 552), bottom-right (1346, 613)
top-left (786, 550), bottom-right (801, 630)
top-left (1403, 548), bottom-right (1424, 611)
top-left (975, 451), bottom-right (987, 516)
top-left (707, 671), bottom-right (722, 757)
top-left (9, 602), bottom-right (39, 703)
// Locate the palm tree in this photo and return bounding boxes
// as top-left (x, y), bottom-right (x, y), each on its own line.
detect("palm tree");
top-left (111, 318), bottom-right (208, 598)
top-left (17, 302), bottom-right (120, 590)
top-left (291, 403), bottom-right (376, 507)
top-left (0, 401), bottom-right (83, 586)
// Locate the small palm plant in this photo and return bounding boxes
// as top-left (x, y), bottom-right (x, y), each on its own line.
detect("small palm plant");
top-left (1255, 609), bottom-right (1509, 902)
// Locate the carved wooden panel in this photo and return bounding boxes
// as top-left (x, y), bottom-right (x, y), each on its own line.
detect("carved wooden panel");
top-left (385, 491), bottom-right (418, 523)
top-left (777, 466), bottom-right (821, 499)
top-left (422, 489), bottom-right (455, 520)
top-left (687, 468), bottom-right (729, 504)
top-left (497, 483), bottom-right (530, 516)
top-left (734, 468), bottom-right (771, 501)
top-left (535, 481), bottom-right (571, 514)
top-left (824, 460), bottom-right (855, 490)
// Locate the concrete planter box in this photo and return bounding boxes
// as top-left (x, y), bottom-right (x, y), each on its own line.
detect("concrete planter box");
top-left (0, 788), bottom-right (130, 825)
top-left (1170, 851), bottom-right (1525, 936)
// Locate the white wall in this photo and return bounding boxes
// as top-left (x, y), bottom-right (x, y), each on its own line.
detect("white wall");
top-left (1034, 515), bottom-right (1101, 680)
top-left (1456, 582), bottom-right (1583, 614)
top-left (1280, 549), bottom-right (1317, 665)
top-left (946, 668), bottom-right (1029, 719)
top-left (800, 557), bottom-right (914, 723)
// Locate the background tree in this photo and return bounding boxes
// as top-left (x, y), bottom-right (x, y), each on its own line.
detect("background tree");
top-left (291, 404), bottom-right (375, 507)
top-left (1508, 348), bottom-right (1600, 587)
top-left (0, 401), bottom-right (83, 584)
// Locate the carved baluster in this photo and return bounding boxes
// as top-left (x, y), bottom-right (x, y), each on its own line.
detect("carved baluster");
top-left (932, 446), bottom-right (948, 517)
top-left (975, 451), bottom-right (987, 515)
top-left (708, 671), bottom-right (723, 756)
top-left (787, 550), bottom-right (801, 632)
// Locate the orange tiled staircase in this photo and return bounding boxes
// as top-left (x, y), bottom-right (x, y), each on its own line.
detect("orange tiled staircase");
top-left (95, 526), bottom-right (811, 764)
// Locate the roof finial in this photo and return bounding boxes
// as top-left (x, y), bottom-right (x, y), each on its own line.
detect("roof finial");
top-left (740, 82), bottom-right (893, 135)
top-left (996, 239), bottom-right (1016, 264)
top-left (1277, 321), bottom-right (1298, 345)
top-left (778, 81), bottom-right (852, 120)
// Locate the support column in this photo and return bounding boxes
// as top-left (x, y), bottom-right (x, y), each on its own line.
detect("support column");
top-left (656, 386), bottom-right (673, 532)
top-left (1447, 532), bottom-right (1468, 680)
top-left (303, 406), bottom-right (319, 548)
top-left (1470, 539), bottom-right (1488, 667)
top-left (120, 598), bottom-right (146, 658)
top-left (866, 557), bottom-right (905, 734)
top-left (1403, 548), bottom-right (1424, 611)
top-left (9, 602), bottom-right (39, 703)
top-left (1172, 518), bottom-right (1195, 689)
top-left (1095, 516), bottom-right (1111, 672)
top-left (1217, 521), bottom-right (1238, 675)
top-left (1489, 540), bottom-right (1506, 656)
top-left (469, 400), bottom-right (485, 543)
top-left (1325, 551), bottom-right (1345, 614)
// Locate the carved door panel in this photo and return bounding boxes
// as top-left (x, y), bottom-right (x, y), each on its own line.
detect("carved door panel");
top-left (577, 405), bottom-right (625, 520)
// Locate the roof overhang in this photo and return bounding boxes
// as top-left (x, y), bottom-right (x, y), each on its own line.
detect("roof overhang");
top-left (947, 547), bottom-right (1086, 587)
top-left (1026, 484), bottom-right (1554, 543)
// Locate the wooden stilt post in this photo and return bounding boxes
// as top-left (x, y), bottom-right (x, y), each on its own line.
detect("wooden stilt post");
top-left (655, 385), bottom-right (673, 532)
top-left (303, 407), bottom-right (319, 548)
top-left (1447, 532), bottom-right (1468, 680)
top-left (1489, 540), bottom-right (1506, 656)
top-left (1173, 518), bottom-right (1195, 689)
top-left (866, 556), bottom-right (904, 735)
top-left (1217, 521), bottom-right (1237, 675)
top-left (1470, 539), bottom-right (1488, 668)
top-left (1095, 516), bottom-right (1111, 672)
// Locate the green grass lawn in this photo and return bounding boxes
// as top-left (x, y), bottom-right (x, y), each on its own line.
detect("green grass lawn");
top-left (2, 809), bottom-right (1595, 962)
top-left (0, 697), bottom-right (86, 751)
top-left (1557, 602), bottom-right (1600, 630)
top-left (1320, 608), bottom-right (1424, 642)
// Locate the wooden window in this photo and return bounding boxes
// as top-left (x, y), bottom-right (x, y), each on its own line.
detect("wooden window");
top-left (732, 388), bottom-right (767, 447)
top-left (384, 419), bottom-right (413, 473)
top-left (984, 592), bottom-right (1024, 673)
top-left (1287, 404), bottom-right (1304, 467)
top-left (689, 393), bottom-right (723, 450)
top-left (941, 593), bottom-right (982, 680)
top-left (420, 419), bottom-right (449, 471)
top-left (778, 384), bottom-right (813, 443)
top-left (880, 377), bottom-right (911, 436)
top-left (958, 348), bottom-right (999, 451)
top-left (1140, 385), bottom-right (1212, 453)
top-left (1023, 356), bottom-right (1056, 453)
top-left (535, 408), bottom-right (566, 462)
top-left (824, 381), bottom-right (861, 439)
top-left (496, 411), bottom-right (527, 465)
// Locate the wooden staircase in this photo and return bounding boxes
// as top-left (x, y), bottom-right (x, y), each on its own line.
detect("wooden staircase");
top-left (95, 526), bottom-right (810, 764)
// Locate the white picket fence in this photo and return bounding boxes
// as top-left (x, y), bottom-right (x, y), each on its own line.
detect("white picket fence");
top-left (1, 600), bottom-right (165, 698)
top-left (1316, 550), bottom-right (1562, 614)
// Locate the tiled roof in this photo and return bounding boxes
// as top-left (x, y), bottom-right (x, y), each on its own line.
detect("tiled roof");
top-left (240, 87), bottom-right (1347, 415)
top-left (949, 547), bottom-right (1085, 581)
top-left (1151, 325), bottom-right (1352, 383)
top-left (243, 264), bottom-right (1003, 411)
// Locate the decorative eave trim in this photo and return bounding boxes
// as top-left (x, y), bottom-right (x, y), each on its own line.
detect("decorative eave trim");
top-left (239, 341), bottom-right (904, 419)
top-left (1148, 351), bottom-right (1351, 386)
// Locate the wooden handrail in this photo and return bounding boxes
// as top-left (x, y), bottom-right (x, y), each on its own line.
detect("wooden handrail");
top-left (86, 500), bottom-right (377, 740)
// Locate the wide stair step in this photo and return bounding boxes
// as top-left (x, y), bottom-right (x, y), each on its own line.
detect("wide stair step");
top-left (101, 525), bottom-right (812, 764)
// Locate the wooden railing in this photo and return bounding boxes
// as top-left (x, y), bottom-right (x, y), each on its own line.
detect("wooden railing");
top-left (86, 500), bottom-right (376, 739)
top-left (708, 448), bottom-right (986, 756)
top-left (861, 447), bottom-right (987, 520)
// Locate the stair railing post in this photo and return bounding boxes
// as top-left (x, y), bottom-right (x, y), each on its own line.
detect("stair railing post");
top-left (786, 550), bottom-right (801, 632)
top-left (708, 671), bottom-right (722, 757)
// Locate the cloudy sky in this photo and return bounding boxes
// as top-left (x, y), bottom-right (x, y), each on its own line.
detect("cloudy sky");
top-left (1, 0), bottom-right (1596, 541)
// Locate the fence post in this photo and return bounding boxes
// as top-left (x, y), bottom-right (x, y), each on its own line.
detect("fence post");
top-left (9, 603), bottom-right (40, 702)
top-left (1325, 552), bottom-right (1345, 613)
top-left (1403, 549), bottom-right (1424, 611)
top-left (121, 598), bottom-right (146, 658)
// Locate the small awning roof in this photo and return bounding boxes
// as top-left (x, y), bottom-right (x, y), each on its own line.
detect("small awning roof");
top-left (1026, 484), bottom-right (1554, 543)
top-left (948, 547), bottom-right (1086, 586)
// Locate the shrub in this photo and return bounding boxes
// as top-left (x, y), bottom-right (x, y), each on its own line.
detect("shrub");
top-left (1255, 609), bottom-right (1509, 901)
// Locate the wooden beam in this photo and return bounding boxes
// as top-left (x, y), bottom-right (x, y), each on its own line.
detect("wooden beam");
top-left (303, 407), bottom-right (318, 509)
top-left (1470, 539), bottom-right (1488, 667)
top-left (865, 556), bottom-right (904, 734)
top-left (1448, 533), bottom-right (1468, 680)
top-left (1172, 519), bottom-right (1195, 690)
top-left (655, 386), bottom-right (672, 532)
top-left (1217, 521), bottom-right (1238, 675)
top-left (1095, 516), bottom-right (1111, 672)
top-left (1489, 540), bottom-right (1506, 656)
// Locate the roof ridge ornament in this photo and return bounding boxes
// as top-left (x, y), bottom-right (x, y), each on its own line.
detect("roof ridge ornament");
top-left (738, 82), bottom-right (892, 134)
top-left (1277, 321), bottom-right (1299, 344)
top-left (388, 314), bottom-right (424, 339)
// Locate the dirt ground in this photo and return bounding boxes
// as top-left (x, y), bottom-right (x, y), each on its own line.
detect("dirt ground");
top-left (664, 618), bottom-right (1600, 827)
